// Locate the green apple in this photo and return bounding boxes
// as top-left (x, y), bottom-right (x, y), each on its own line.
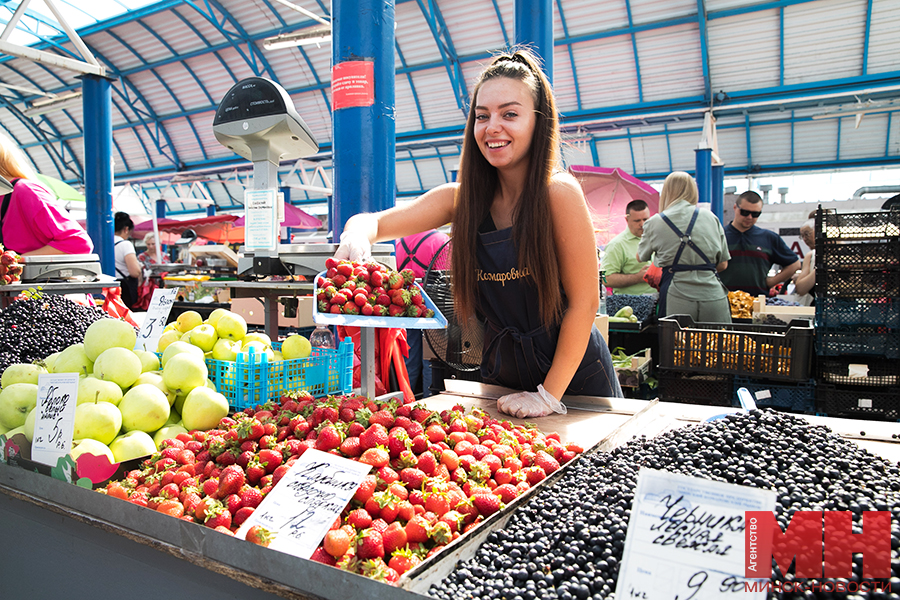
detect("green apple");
top-left (163, 322), bottom-right (179, 333)
top-left (134, 350), bottom-right (160, 373)
top-left (73, 400), bottom-right (123, 445)
top-left (132, 371), bottom-right (175, 406)
top-left (0, 383), bottom-right (39, 429)
top-left (206, 308), bottom-right (230, 328)
top-left (161, 340), bottom-right (205, 368)
top-left (83, 318), bottom-right (138, 362)
top-left (23, 406), bottom-right (36, 442)
top-left (4, 425), bottom-right (25, 439)
top-left (77, 375), bottom-right (124, 406)
top-left (272, 350), bottom-right (283, 361)
top-left (118, 384), bottom-right (170, 433)
top-left (211, 339), bottom-right (240, 362)
top-left (215, 312), bottom-right (247, 341)
top-left (156, 329), bottom-right (180, 353)
top-left (1, 363), bottom-right (48, 387)
top-left (153, 424), bottom-right (188, 449)
top-left (242, 332), bottom-right (272, 348)
top-left (109, 430), bottom-right (156, 462)
top-left (93, 347), bottom-right (143, 390)
top-left (281, 334), bottom-right (312, 360)
top-left (163, 353), bottom-right (208, 397)
top-left (176, 310), bottom-right (203, 333)
top-left (42, 351), bottom-right (60, 372)
top-left (181, 386), bottom-right (229, 432)
top-left (188, 324), bottom-right (218, 352)
top-left (173, 393), bottom-right (187, 415)
top-left (53, 343), bottom-right (93, 376)
top-left (164, 408), bottom-right (181, 426)
top-left (70, 438), bottom-right (115, 464)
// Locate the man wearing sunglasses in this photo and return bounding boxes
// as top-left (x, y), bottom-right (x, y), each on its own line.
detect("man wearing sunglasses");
top-left (719, 191), bottom-right (800, 296)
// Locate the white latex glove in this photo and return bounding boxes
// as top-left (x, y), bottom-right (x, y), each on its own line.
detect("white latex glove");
top-left (335, 231), bottom-right (372, 263)
top-left (496, 384), bottom-right (567, 419)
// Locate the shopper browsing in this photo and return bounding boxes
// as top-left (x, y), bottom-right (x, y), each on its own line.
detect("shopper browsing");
top-left (114, 212), bottom-right (143, 309)
top-left (637, 172), bottom-right (732, 321)
top-left (602, 200), bottom-right (654, 295)
top-left (719, 191), bottom-right (800, 296)
top-left (792, 219), bottom-right (816, 298)
top-left (335, 48), bottom-right (623, 417)
top-left (0, 132), bottom-right (93, 255)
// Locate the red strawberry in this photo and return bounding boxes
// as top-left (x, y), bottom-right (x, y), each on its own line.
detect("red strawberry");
top-left (204, 504), bottom-right (232, 529)
top-left (356, 528), bottom-right (385, 559)
top-left (340, 436), bottom-right (363, 457)
top-left (369, 409), bottom-right (394, 428)
top-left (360, 424), bottom-right (389, 450)
top-left (336, 262), bottom-right (353, 277)
top-left (258, 449), bottom-right (283, 473)
top-left (533, 450), bottom-right (561, 474)
top-left (310, 547), bottom-right (337, 566)
top-left (239, 486), bottom-right (263, 509)
top-left (425, 423), bottom-right (447, 444)
top-left (387, 271), bottom-right (404, 290)
top-left (523, 466), bottom-right (546, 484)
top-left (400, 467), bottom-right (426, 490)
top-left (316, 424), bottom-right (343, 451)
top-left (245, 524), bottom-right (274, 547)
top-left (246, 459), bottom-right (266, 485)
top-left (405, 515), bottom-right (431, 543)
top-left (493, 483), bottom-right (519, 503)
top-left (388, 547), bottom-right (422, 576)
top-left (353, 474), bottom-right (378, 504)
top-left (376, 465), bottom-right (400, 487)
top-left (347, 508), bottom-right (373, 529)
top-left (416, 451), bottom-right (437, 475)
top-left (410, 434), bottom-right (430, 454)
top-left (359, 447), bottom-right (390, 468)
top-left (324, 528), bottom-right (352, 558)
top-left (360, 303), bottom-right (375, 316)
top-left (471, 492), bottom-right (501, 516)
top-left (382, 521), bottom-right (408, 554)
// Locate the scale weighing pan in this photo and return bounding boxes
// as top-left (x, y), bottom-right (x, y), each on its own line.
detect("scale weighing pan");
top-left (312, 271), bottom-right (448, 330)
top-left (21, 253), bottom-right (102, 281)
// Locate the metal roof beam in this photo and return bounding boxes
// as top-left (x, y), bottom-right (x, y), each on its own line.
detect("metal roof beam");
top-left (414, 0), bottom-right (468, 114)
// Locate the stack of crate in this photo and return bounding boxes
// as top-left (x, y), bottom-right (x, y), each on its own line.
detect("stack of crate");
top-left (814, 208), bottom-right (900, 420)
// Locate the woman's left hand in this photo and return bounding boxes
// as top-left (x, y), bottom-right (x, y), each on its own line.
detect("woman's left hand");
top-left (497, 385), bottom-right (566, 418)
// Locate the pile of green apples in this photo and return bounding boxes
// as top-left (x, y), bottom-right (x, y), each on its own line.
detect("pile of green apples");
top-left (0, 317), bottom-right (230, 467)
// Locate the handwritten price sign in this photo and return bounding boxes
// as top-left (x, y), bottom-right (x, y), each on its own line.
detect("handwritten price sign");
top-left (615, 468), bottom-right (776, 600)
top-left (134, 288), bottom-right (178, 352)
top-left (31, 373), bottom-right (79, 466)
top-left (235, 449), bottom-right (371, 559)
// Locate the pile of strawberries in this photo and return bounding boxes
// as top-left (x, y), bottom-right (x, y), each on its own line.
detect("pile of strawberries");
top-left (0, 245), bottom-right (22, 285)
top-left (317, 258), bottom-right (435, 318)
top-left (97, 392), bottom-right (583, 585)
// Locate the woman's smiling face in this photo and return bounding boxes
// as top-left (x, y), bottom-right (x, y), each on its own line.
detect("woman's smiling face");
top-left (473, 77), bottom-right (537, 173)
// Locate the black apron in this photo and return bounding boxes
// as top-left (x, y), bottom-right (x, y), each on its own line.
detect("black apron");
top-left (115, 239), bottom-right (140, 309)
top-left (476, 224), bottom-right (621, 398)
top-left (657, 207), bottom-right (718, 315)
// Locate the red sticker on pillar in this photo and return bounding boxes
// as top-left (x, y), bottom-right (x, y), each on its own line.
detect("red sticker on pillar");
top-left (332, 61), bottom-right (375, 109)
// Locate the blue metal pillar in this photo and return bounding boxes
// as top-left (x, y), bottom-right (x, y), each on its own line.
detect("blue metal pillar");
top-left (695, 148), bottom-right (712, 206)
top-left (82, 75), bottom-right (114, 275)
top-left (711, 164), bottom-right (724, 224)
top-left (156, 199), bottom-right (166, 219)
top-left (331, 0), bottom-right (396, 238)
top-left (514, 0), bottom-right (554, 83)
top-left (206, 205), bottom-right (216, 216)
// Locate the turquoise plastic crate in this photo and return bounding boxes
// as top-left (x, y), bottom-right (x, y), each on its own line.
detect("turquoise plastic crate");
top-left (207, 339), bottom-right (354, 411)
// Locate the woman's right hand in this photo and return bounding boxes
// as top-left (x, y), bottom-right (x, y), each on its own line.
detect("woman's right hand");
top-left (334, 231), bottom-right (372, 262)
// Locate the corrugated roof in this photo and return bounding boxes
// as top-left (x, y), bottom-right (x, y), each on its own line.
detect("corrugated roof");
top-left (0, 0), bottom-right (896, 213)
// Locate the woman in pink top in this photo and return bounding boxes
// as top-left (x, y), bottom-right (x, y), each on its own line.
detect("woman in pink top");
top-left (0, 133), bottom-right (93, 256)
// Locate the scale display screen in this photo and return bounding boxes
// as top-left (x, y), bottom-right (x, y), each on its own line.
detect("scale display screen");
top-left (213, 78), bottom-right (288, 125)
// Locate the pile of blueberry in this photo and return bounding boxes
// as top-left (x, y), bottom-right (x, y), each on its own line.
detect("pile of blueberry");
top-left (430, 410), bottom-right (900, 600)
top-left (0, 293), bottom-right (112, 373)
top-left (605, 294), bottom-right (658, 322)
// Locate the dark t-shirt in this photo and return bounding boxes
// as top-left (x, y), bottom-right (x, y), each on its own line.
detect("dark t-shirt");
top-left (719, 223), bottom-right (798, 296)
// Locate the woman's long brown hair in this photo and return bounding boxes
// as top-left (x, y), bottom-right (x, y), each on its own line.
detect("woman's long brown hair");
top-left (451, 48), bottom-right (563, 324)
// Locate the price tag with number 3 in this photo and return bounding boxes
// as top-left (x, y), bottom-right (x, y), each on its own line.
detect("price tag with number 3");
top-left (615, 469), bottom-right (776, 600)
top-left (135, 288), bottom-right (179, 352)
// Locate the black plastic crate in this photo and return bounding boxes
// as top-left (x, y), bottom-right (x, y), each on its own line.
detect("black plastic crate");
top-left (816, 384), bottom-right (900, 421)
top-left (815, 297), bottom-right (900, 330)
top-left (817, 269), bottom-right (900, 298)
top-left (658, 370), bottom-right (733, 407)
top-left (816, 238), bottom-right (900, 271)
top-left (816, 328), bottom-right (899, 359)
top-left (733, 377), bottom-right (816, 413)
top-left (816, 209), bottom-right (900, 243)
top-left (658, 315), bottom-right (814, 382)
top-left (816, 356), bottom-right (900, 388)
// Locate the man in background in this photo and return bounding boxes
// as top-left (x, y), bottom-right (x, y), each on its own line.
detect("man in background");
top-left (602, 199), bottom-right (654, 295)
top-left (719, 191), bottom-right (800, 296)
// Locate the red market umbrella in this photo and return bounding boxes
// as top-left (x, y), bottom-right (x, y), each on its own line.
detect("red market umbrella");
top-left (569, 165), bottom-right (659, 248)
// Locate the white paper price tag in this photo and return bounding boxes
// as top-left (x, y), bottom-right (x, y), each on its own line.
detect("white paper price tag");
top-left (235, 449), bottom-right (371, 558)
top-left (244, 189), bottom-right (278, 252)
top-left (615, 468), bottom-right (777, 600)
top-left (31, 373), bottom-right (79, 466)
top-left (135, 288), bottom-right (179, 352)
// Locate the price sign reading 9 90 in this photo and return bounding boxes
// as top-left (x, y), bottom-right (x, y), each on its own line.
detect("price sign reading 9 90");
top-left (135, 288), bottom-right (178, 352)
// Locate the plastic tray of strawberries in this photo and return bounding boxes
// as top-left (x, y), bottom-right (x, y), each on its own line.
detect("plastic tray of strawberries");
top-left (312, 268), bottom-right (448, 330)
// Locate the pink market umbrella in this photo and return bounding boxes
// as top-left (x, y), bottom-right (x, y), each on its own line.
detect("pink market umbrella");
top-left (233, 203), bottom-right (321, 230)
top-left (569, 165), bottom-right (659, 248)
